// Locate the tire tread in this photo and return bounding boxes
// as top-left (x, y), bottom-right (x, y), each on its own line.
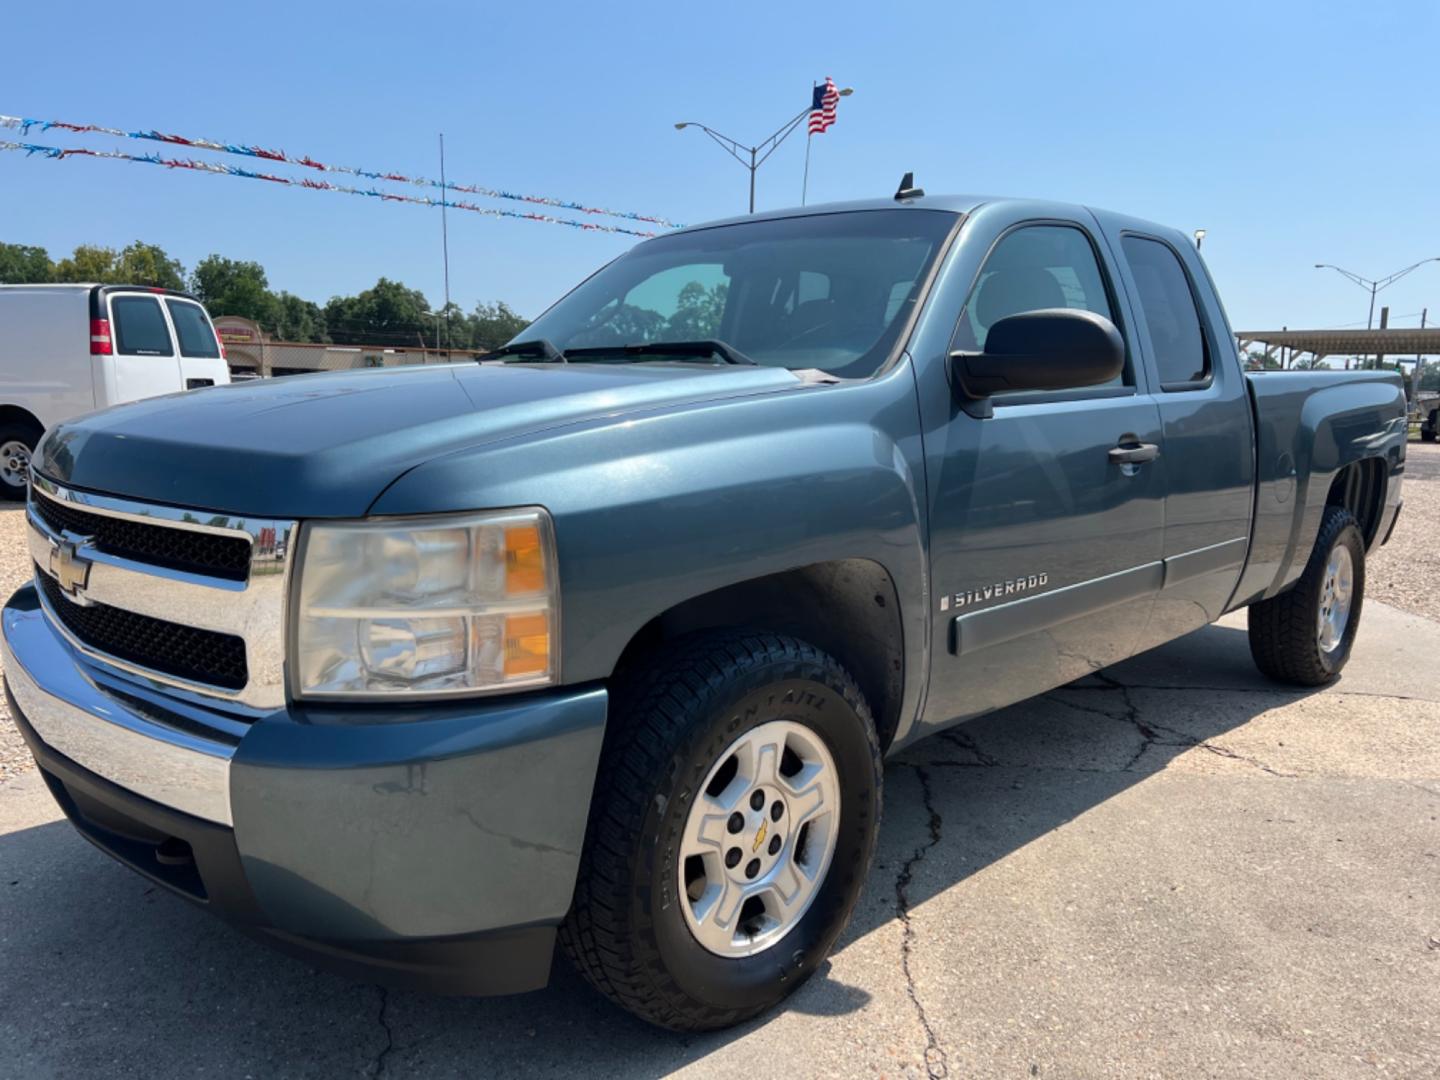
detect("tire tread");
top-left (558, 629), bottom-right (878, 1031)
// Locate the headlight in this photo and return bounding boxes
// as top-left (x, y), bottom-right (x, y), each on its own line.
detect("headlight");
top-left (291, 509), bottom-right (558, 699)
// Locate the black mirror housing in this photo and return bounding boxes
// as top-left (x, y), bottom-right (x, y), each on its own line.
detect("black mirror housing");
top-left (949, 308), bottom-right (1125, 399)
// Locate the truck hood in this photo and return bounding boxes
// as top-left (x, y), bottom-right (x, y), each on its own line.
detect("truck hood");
top-left (35, 361), bottom-right (803, 518)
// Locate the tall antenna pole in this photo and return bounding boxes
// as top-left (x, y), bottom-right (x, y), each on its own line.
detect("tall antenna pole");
top-left (439, 132), bottom-right (452, 355)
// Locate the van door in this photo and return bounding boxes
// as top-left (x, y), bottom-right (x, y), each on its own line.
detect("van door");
top-left (917, 216), bottom-right (1167, 731)
top-left (163, 297), bottom-right (230, 389)
top-left (106, 292), bottom-right (185, 404)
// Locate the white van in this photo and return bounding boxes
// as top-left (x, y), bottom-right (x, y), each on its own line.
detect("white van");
top-left (0, 284), bottom-right (231, 499)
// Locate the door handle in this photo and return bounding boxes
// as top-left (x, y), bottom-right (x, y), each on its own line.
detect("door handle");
top-left (1109, 441), bottom-right (1160, 465)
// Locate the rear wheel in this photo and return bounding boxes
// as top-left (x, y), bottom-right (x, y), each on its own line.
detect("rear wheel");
top-left (1248, 504), bottom-right (1365, 685)
top-left (1422, 411), bottom-right (1438, 442)
top-left (0, 420), bottom-right (41, 501)
top-left (560, 630), bottom-right (882, 1031)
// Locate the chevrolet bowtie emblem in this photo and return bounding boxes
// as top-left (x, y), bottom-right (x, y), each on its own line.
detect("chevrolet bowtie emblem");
top-left (49, 540), bottom-right (92, 596)
top-left (751, 818), bottom-right (768, 854)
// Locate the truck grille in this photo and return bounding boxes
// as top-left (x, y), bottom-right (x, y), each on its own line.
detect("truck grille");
top-left (37, 564), bottom-right (249, 690)
top-left (27, 476), bottom-right (295, 711)
top-left (31, 495), bottom-right (252, 582)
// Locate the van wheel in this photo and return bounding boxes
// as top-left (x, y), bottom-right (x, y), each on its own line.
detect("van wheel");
top-left (1247, 505), bottom-right (1365, 685)
top-left (0, 421), bottom-right (41, 500)
top-left (560, 631), bottom-right (882, 1031)
top-left (1422, 411), bottom-right (1437, 442)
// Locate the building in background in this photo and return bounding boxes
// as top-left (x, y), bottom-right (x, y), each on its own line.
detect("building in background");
top-left (211, 315), bottom-right (479, 377)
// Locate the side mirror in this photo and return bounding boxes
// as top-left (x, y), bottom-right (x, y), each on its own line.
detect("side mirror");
top-left (948, 308), bottom-right (1125, 404)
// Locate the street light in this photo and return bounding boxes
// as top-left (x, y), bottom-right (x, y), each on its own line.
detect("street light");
top-left (676, 87), bottom-right (854, 214)
top-left (1313, 257), bottom-right (1440, 330)
top-left (1193, 228), bottom-right (1206, 250)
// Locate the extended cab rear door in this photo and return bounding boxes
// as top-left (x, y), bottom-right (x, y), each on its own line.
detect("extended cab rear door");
top-left (1096, 215), bottom-right (1255, 650)
top-left (105, 290), bottom-right (186, 405)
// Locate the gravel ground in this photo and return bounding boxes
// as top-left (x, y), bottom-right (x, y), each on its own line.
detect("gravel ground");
top-left (0, 505), bottom-right (29, 785)
top-left (1370, 439), bottom-right (1440, 622)
top-left (0, 441), bottom-right (1434, 782)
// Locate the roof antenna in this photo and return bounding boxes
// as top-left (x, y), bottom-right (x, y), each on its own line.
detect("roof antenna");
top-left (894, 172), bottom-right (924, 201)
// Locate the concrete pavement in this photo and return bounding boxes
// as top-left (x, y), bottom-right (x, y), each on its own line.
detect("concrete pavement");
top-left (1, 602), bottom-right (1437, 1078)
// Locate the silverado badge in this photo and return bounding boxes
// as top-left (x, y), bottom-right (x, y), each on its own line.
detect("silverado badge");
top-left (940, 572), bottom-right (1048, 612)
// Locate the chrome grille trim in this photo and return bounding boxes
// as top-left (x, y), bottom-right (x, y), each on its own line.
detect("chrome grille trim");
top-left (28, 475), bottom-right (296, 712)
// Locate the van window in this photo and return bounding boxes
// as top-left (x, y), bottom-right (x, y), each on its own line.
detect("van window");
top-left (111, 296), bottom-right (174, 357)
top-left (165, 299), bottom-right (221, 359)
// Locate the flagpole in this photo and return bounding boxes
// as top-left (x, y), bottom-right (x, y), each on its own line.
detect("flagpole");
top-left (801, 80), bottom-right (816, 206)
top-left (802, 132), bottom-right (813, 206)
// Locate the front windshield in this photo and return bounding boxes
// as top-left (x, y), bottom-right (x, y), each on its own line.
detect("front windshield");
top-left (521, 209), bottom-right (956, 379)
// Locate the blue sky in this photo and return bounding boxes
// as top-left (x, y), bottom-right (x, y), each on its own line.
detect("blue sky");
top-left (3, 0), bottom-right (1437, 334)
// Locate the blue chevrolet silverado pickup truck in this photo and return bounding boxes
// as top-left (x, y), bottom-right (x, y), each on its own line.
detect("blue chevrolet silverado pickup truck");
top-left (4, 191), bottom-right (1407, 1030)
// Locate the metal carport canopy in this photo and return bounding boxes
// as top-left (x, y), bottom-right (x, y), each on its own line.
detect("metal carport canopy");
top-left (1235, 328), bottom-right (1440, 359)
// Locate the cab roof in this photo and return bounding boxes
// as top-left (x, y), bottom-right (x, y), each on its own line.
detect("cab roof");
top-left (667, 194), bottom-right (1187, 250)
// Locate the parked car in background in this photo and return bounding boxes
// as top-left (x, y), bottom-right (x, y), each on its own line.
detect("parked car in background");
top-left (0, 284), bottom-right (229, 499)
top-left (3, 194), bottom-right (1408, 1031)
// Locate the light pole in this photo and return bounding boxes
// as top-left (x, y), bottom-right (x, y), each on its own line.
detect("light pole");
top-left (1193, 228), bottom-right (1206, 250)
top-left (1314, 258), bottom-right (1440, 331)
top-left (676, 88), bottom-right (853, 214)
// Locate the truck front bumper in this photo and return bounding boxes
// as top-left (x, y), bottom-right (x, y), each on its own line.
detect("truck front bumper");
top-left (2, 585), bottom-right (608, 995)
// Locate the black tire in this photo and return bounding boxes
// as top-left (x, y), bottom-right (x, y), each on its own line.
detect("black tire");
top-left (0, 419), bottom-right (41, 502)
top-left (1422, 411), bottom-right (1437, 442)
top-left (1247, 505), bottom-right (1365, 685)
top-left (560, 630), bottom-right (882, 1031)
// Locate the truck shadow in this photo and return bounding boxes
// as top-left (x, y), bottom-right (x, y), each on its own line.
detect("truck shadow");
top-left (0, 620), bottom-right (1328, 1077)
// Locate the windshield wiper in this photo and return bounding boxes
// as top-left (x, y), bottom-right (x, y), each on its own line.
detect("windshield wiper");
top-left (479, 338), bottom-right (568, 363)
top-left (564, 340), bottom-right (759, 366)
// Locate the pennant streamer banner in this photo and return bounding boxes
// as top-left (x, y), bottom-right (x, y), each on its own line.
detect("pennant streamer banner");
top-left (0, 139), bottom-right (661, 239)
top-left (0, 113), bottom-right (680, 232)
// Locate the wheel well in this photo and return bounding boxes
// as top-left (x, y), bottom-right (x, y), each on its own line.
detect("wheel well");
top-left (1326, 458), bottom-right (1386, 548)
top-left (0, 405), bottom-right (43, 437)
top-left (611, 559), bottom-right (906, 751)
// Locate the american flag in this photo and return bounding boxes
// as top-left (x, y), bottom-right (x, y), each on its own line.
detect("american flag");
top-left (808, 77), bottom-right (840, 135)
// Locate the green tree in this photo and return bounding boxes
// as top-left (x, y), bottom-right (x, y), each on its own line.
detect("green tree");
top-left (113, 241), bottom-right (186, 290)
top-left (468, 300), bottom-right (529, 351)
top-left (1289, 354), bottom-right (1328, 371)
top-left (665, 281), bottom-right (728, 339)
top-left (54, 244), bottom-right (119, 283)
top-left (0, 242), bottom-right (55, 284)
top-left (324, 278), bottom-right (432, 345)
top-left (273, 291), bottom-right (327, 342)
top-left (190, 255), bottom-right (279, 326)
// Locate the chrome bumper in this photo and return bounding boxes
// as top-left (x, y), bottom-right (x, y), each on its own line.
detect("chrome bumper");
top-left (2, 593), bottom-right (235, 825)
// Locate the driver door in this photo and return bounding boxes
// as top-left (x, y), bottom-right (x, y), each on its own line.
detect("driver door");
top-left (917, 216), bottom-right (1166, 731)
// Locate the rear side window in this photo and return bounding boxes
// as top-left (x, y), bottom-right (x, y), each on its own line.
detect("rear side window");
top-left (111, 296), bottom-right (173, 357)
top-left (1121, 236), bottom-right (1210, 388)
top-left (165, 299), bottom-right (221, 358)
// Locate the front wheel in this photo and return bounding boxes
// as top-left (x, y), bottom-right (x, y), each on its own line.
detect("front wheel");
top-left (560, 631), bottom-right (882, 1031)
top-left (1248, 505), bottom-right (1366, 685)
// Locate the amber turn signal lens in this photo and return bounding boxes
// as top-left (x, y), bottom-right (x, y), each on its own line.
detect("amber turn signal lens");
top-left (505, 525), bottom-right (546, 595)
top-left (504, 613), bottom-right (550, 677)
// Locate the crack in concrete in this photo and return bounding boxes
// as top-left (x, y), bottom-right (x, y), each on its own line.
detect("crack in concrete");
top-left (368, 985), bottom-right (395, 1078)
top-left (1065, 680), bottom-right (1435, 706)
top-left (1043, 673), bottom-right (1299, 778)
top-left (895, 765), bottom-right (949, 1079)
top-left (939, 725), bottom-right (998, 766)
